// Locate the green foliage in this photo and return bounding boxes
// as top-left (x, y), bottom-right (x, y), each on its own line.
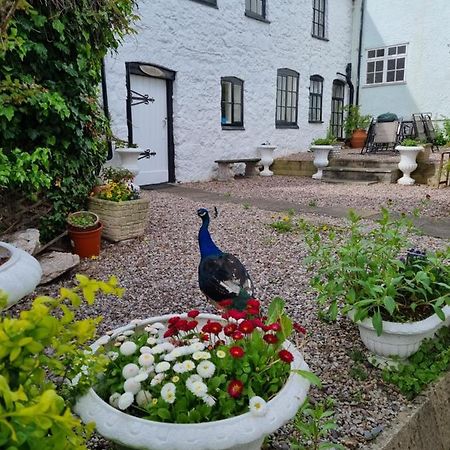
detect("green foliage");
top-left (0, 275), bottom-right (124, 449)
top-left (400, 138), bottom-right (424, 147)
top-left (270, 209), bottom-right (296, 233)
top-left (0, 1), bottom-right (138, 240)
top-left (300, 209), bottom-right (450, 335)
top-left (382, 326), bottom-right (450, 399)
top-left (343, 105), bottom-right (372, 137)
top-left (67, 211), bottom-right (98, 229)
top-left (290, 398), bottom-right (344, 450)
top-left (96, 167), bottom-right (139, 202)
top-left (435, 117), bottom-right (450, 146)
top-left (312, 128), bottom-right (338, 146)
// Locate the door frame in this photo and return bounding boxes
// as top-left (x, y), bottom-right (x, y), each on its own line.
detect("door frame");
top-left (125, 62), bottom-right (176, 183)
top-left (330, 79), bottom-right (346, 140)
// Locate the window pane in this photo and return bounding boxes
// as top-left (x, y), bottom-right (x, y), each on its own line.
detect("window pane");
top-left (286, 108), bottom-right (292, 123)
top-left (287, 76), bottom-right (293, 91)
top-left (375, 60), bottom-right (384, 71)
top-left (277, 76), bottom-right (282, 89)
top-left (396, 70), bottom-right (404, 81)
top-left (388, 47), bottom-right (396, 55)
top-left (246, 0), bottom-right (251, 10)
top-left (233, 104), bottom-right (241, 122)
top-left (367, 61), bottom-right (374, 72)
top-left (368, 50), bottom-right (376, 58)
top-left (387, 59), bottom-right (395, 70)
top-left (282, 76), bottom-right (287, 90)
top-left (397, 57), bottom-right (405, 69)
top-left (222, 82), bottom-right (232, 102)
top-left (287, 91), bottom-right (292, 107)
top-left (398, 45), bottom-right (406, 54)
top-left (386, 71), bottom-right (395, 82)
top-left (276, 107), bottom-right (281, 121)
top-left (233, 84), bottom-right (241, 102)
top-left (224, 104), bottom-right (232, 123)
top-left (376, 49), bottom-right (385, 57)
top-left (367, 73), bottom-right (374, 84)
top-left (375, 72), bottom-right (383, 83)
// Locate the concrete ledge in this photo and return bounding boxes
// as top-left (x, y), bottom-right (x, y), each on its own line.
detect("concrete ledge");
top-left (368, 370), bottom-right (450, 450)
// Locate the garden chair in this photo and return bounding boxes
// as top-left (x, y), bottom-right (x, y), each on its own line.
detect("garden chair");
top-left (363, 120), bottom-right (400, 153)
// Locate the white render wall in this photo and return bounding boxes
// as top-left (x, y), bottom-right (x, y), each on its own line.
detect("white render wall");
top-left (105, 0), bottom-right (353, 182)
top-left (353, 0), bottom-right (450, 120)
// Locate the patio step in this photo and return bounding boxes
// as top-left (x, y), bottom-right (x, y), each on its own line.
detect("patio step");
top-left (329, 158), bottom-right (399, 169)
top-left (322, 166), bottom-right (400, 183)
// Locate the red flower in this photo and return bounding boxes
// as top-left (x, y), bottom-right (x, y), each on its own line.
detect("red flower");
top-left (269, 322), bottom-right (281, 332)
top-left (223, 323), bottom-right (237, 336)
top-left (175, 319), bottom-right (189, 331)
top-left (278, 349), bottom-right (294, 363)
top-left (251, 318), bottom-right (265, 329)
top-left (163, 327), bottom-right (177, 338)
top-left (208, 321), bottom-right (223, 335)
top-left (218, 299), bottom-right (233, 308)
top-left (263, 333), bottom-right (279, 344)
top-left (168, 316), bottom-right (180, 326)
top-left (231, 331), bottom-right (244, 340)
top-left (247, 307), bottom-right (260, 316)
top-left (229, 346), bottom-right (245, 358)
top-left (247, 299), bottom-right (260, 310)
top-left (238, 320), bottom-right (254, 334)
top-left (227, 379), bottom-right (244, 398)
top-left (202, 321), bottom-right (213, 333)
top-left (200, 333), bottom-right (209, 342)
top-left (293, 323), bottom-right (307, 335)
top-left (187, 310), bottom-right (200, 318)
top-left (186, 320), bottom-right (198, 331)
top-left (228, 310), bottom-right (247, 321)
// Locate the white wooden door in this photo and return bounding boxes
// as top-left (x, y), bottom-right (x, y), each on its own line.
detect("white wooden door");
top-left (130, 74), bottom-right (168, 185)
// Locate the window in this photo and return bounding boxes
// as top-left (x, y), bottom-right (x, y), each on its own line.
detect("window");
top-left (190, 0), bottom-right (217, 7)
top-left (312, 0), bottom-right (326, 39)
top-left (221, 77), bottom-right (244, 128)
top-left (330, 79), bottom-right (345, 138)
top-left (245, 0), bottom-right (266, 20)
top-left (309, 75), bottom-right (324, 123)
top-left (276, 69), bottom-right (299, 128)
top-left (366, 44), bottom-right (407, 85)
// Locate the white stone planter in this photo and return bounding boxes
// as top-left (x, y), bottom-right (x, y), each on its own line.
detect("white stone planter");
top-left (115, 147), bottom-right (143, 177)
top-left (396, 145), bottom-right (423, 185)
top-left (351, 306), bottom-right (450, 367)
top-left (311, 145), bottom-right (333, 180)
top-left (74, 314), bottom-right (311, 450)
top-left (257, 145), bottom-right (277, 176)
top-left (0, 242), bottom-right (42, 308)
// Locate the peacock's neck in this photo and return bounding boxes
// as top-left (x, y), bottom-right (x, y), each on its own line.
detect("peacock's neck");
top-left (199, 219), bottom-right (222, 258)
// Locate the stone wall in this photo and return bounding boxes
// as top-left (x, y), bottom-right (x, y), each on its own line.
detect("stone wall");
top-left (105, 0), bottom-right (353, 182)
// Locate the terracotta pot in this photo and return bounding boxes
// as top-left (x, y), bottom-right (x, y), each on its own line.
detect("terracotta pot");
top-left (68, 223), bottom-right (103, 258)
top-left (350, 129), bottom-right (368, 148)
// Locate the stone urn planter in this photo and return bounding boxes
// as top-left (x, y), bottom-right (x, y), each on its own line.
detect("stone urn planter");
top-left (88, 197), bottom-right (150, 242)
top-left (396, 145), bottom-right (423, 185)
top-left (0, 242), bottom-right (42, 308)
top-left (115, 147), bottom-right (143, 177)
top-left (311, 145), bottom-right (333, 180)
top-left (350, 306), bottom-right (450, 367)
top-left (74, 313), bottom-right (311, 450)
top-left (257, 145), bottom-right (277, 176)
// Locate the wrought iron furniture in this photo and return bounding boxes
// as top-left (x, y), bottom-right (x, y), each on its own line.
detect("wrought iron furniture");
top-left (361, 119), bottom-right (400, 153)
top-left (412, 113), bottom-right (439, 152)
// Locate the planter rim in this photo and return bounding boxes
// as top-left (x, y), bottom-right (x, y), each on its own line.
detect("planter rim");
top-left (395, 145), bottom-right (424, 151)
top-left (75, 313), bottom-right (311, 449)
top-left (257, 145), bottom-right (277, 150)
top-left (115, 147), bottom-right (143, 154)
top-left (349, 305), bottom-right (450, 334)
top-left (0, 242), bottom-right (19, 272)
top-left (310, 145), bottom-right (334, 150)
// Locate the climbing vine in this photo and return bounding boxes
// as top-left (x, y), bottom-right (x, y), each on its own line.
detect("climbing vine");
top-left (0, 0), bottom-right (137, 240)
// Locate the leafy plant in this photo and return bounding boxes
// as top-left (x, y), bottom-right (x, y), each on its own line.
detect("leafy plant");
top-left (290, 398), bottom-right (344, 450)
top-left (382, 326), bottom-right (450, 399)
top-left (343, 105), bottom-right (372, 137)
top-left (400, 138), bottom-right (424, 147)
top-left (270, 209), bottom-right (296, 233)
top-left (67, 211), bottom-right (98, 229)
top-left (312, 128), bottom-right (338, 146)
top-left (0, 275), bottom-right (124, 449)
top-left (101, 167), bottom-right (135, 184)
top-left (300, 209), bottom-right (450, 335)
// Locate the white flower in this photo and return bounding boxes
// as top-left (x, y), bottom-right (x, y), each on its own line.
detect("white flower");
top-left (123, 330), bottom-right (135, 336)
top-left (188, 380), bottom-right (208, 398)
top-left (155, 361), bottom-right (171, 373)
top-left (171, 375), bottom-right (180, 383)
top-left (118, 392), bottom-right (134, 410)
top-left (197, 360), bottom-right (215, 378)
top-left (115, 335), bottom-right (127, 342)
top-left (216, 350), bottom-right (226, 359)
top-left (138, 353), bottom-right (155, 367)
top-left (193, 351), bottom-right (211, 361)
top-left (249, 396), bottom-right (267, 417)
top-left (136, 390), bottom-right (152, 407)
top-left (161, 342), bottom-right (175, 352)
top-left (134, 371), bottom-right (149, 382)
top-left (183, 360), bottom-right (195, 372)
top-left (124, 378), bottom-right (141, 394)
top-left (109, 392), bottom-right (121, 408)
top-left (186, 374), bottom-right (202, 389)
top-left (152, 322), bottom-right (165, 330)
top-left (161, 383), bottom-right (176, 404)
top-left (189, 342), bottom-right (205, 352)
top-left (202, 394), bottom-right (216, 407)
top-left (173, 362), bottom-right (186, 373)
top-left (120, 341), bottom-right (137, 356)
top-left (140, 346), bottom-right (152, 354)
top-left (150, 373), bottom-right (165, 386)
top-left (146, 337), bottom-right (157, 345)
top-left (107, 351), bottom-right (119, 361)
top-left (70, 373), bottom-right (81, 386)
top-left (122, 363), bottom-right (140, 379)
top-left (144, 325), bottom-right (157, 333)
top-left (150, 344), bottom-right (166, 355)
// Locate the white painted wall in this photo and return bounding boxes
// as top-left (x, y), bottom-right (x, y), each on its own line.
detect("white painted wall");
top-left (105, 0), bottom-right (353, 182)
top-left (353, 0), bottom-right (450, 120)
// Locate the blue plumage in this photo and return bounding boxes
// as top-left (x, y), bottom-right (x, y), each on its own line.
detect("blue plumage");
top-left (197, 208), bottom-right (254, 310)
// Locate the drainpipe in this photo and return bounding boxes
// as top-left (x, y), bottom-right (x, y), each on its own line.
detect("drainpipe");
top-left (101, 58), bottom-right (113, 160)
top-left (355, 0), bottom-right (365, 105)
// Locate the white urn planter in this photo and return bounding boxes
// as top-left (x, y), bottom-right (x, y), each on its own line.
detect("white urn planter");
top-left (115, 147), bottom-right (143, 177)
top-left (351, 306), bottom-right (450, 367)
top-left (396, 145), bottom-right (423, 185)
top-left (311, 145), bottom-right (333, 180)
top-left (0, 242), bottom-right (42, 308)
top-left (74, 314), bottom-right (311, 450)
top-left (257, 145), bottom-right (277, 176)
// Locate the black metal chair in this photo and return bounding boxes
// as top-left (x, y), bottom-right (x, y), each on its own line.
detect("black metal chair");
top-left (412, 113), bottom-right (439, 152)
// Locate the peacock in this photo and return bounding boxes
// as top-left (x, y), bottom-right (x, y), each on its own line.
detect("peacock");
top-left (197, 207), bottom-right (254, 311)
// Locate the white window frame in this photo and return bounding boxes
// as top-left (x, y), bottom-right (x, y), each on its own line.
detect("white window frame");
top-left (365, 43), bottom-right (408, 86)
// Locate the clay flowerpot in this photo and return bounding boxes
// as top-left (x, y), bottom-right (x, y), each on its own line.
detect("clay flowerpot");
top-left (68, 223), bottom-right (103, 258)
top-left (350, 129), bottom-right (367, 148)
top-left (0, 242), bottom-right (42, 308)
top-left (74, 314), bottom-right (311, 450)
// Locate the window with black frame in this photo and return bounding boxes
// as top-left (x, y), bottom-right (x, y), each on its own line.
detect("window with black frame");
top-left (309, 75), bottom-right (323, 123)
top-left (221, 77), bottom-right (244, 129)
top-left (312, 0), bottom-right (326, 39)
top-left (330, 79), bottom-right (345, 138)
top-left (245, 0), bottom-right (266, 20)
top-left (276, 69), bottom-right (299, 128)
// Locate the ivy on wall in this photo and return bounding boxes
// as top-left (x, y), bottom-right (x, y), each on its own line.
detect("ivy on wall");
top-left (0, 0), bottom-right (137, 240)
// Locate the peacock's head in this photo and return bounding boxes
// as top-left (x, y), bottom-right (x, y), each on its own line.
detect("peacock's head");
top-left (197, 208), bottom-right (209, 219)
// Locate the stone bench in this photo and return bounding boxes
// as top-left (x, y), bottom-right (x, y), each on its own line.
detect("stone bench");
top-left (214, 158), bottom-right (261, 181)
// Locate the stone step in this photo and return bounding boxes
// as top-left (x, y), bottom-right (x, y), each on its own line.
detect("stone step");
top-left (328, 158), bottom-right (399, 169)
top-left (322, 166), bottom-right (400, 183)
top-left (321, 179), bottom-right (379, 185)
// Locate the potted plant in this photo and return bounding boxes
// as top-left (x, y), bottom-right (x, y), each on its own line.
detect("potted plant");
top-left (67, 211), bottom-right (103, 258)
top-left (343, 105), bottom-right (372, 148)
top-left (300, 209), bottom-right (450, 367)
top-left (74, 298), bottom-right (317, 450)
top-left (395, 138), bottom-right (425, 185)
top-left (88, 167), bottom-right (150, 242)
top-left (310, 131), bottom-right (338, 180)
